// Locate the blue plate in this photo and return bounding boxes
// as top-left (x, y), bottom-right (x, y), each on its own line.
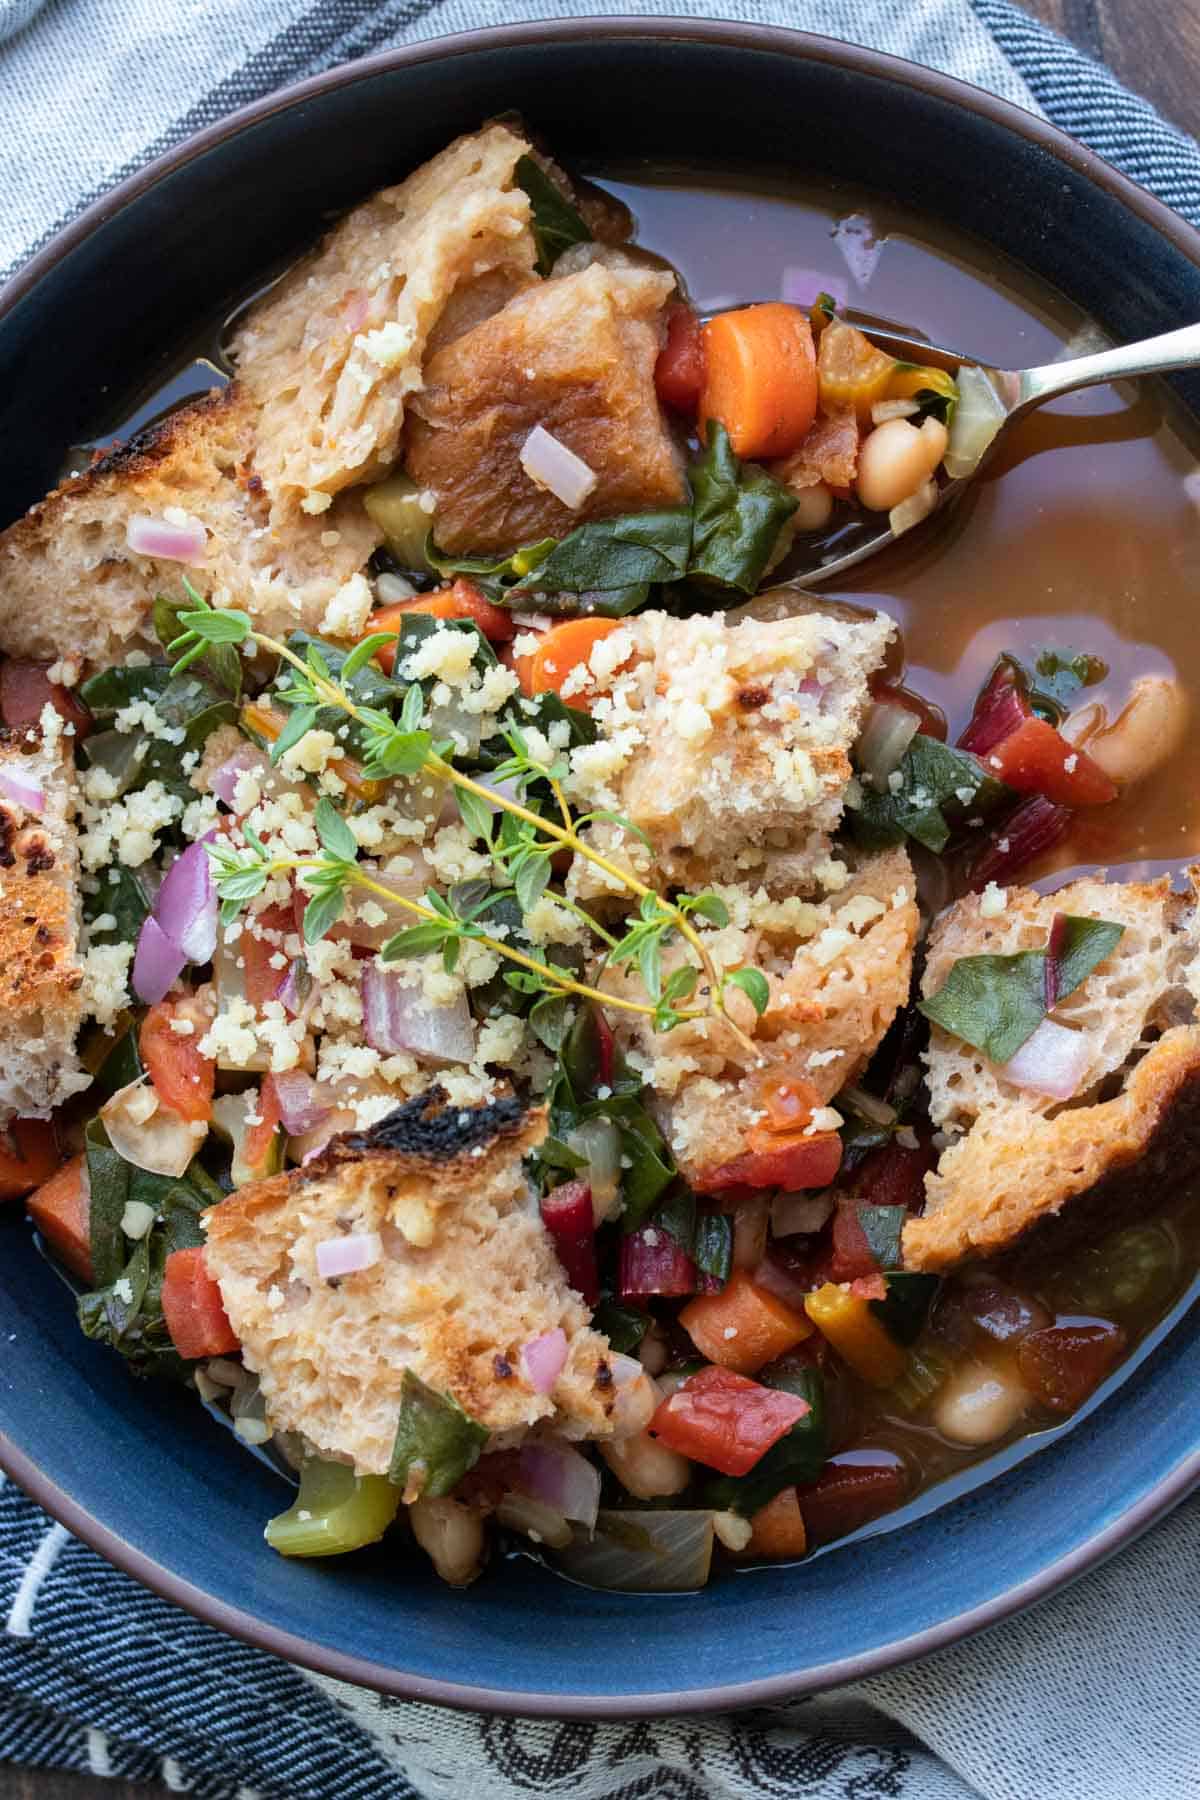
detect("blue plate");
top-left (1, 21), bottom-right (1198, 1712)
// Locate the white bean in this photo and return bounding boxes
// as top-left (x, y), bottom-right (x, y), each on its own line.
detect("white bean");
top-left (600, 1429), bottom-right (691, 1500)
top-left (409, 1494), bottom-right (485, 1587)
top-left (790, 482), bottom-right (834, 532)
top-left (856, 416), bottom-right (948, 512)
top-left (1080, 675), bottom-right (1190, 787)
top-left (934, 1356), bottom-right (1030, 1447)
top-left (607, 1368), bottom-right (659, 1439)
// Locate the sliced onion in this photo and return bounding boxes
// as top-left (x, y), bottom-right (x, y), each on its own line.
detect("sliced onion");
top-left (361, 963), bottom-right (475, 1065)
top-left (841, 1084), bottom-right (898, 1127)
top-left (288, 1107), bottom-right (356, 1166)
top-left (552, 1509), bottom-right (714, 1592)
top-left (871, 397), bottom-right (920, 424)
top-left (429, 696), bottom-right (482, 758)
top-left (101, 1079), bottom-right (204, 1177)
top-left (944, 364), bottom-right (1007, 479)
top-left (315, 1231), bottom-right (382, 1278)
top-left (521, 1327), bottom-right (568, 1395)
top-left (375, 572), bottom-right (417, 604)
top-left (473, 774), bottom-right (524, 812)
top-left (209, 744), bottom-right (268, 810)
top-left (275, 959), bottom-right (316, 1019)
top-left (125, 512), bottom-right (208, 563)
top-left (155, 838), bottom-right (218, 963)
top-left (771, 1190), bottom-right (835, 1237)
top-left (999, 1017), bottom-right (1091, 1100)
top-left (518, 1440), bottom-right (601, 1530)
top-left (889, 477), bottom-right (939, 538)
top-left (271, 1070), bottom-right (331, 1135)
top-left (0, 768), bottom-right (45, 814)
top-left (132, 914), bottom-right (187, 1005)
top-left (519, 426), bottom-right (598, 510)
top-left (855, 701), bottom-right (920, 790)
top-left (496, 1491), bottom-right (573, 1549)
top-left (565, 1116), bottom-right (621, 1222)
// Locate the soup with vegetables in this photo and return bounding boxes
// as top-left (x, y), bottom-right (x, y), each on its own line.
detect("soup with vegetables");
top-left (1, 123), bottom-right (1198, 1595)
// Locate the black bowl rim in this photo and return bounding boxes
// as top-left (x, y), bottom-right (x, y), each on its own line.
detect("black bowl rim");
top-left (2, 14), bottom-right (1199, 1719)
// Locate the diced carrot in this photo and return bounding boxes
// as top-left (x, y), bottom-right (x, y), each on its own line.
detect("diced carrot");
top-left (514, 617), bottom-right (629, 709)
top-left (816, 319), bottom-right (896, 422)
top-left (680, 1268), bottom-right (813, 1375)
top-left (139, 1001), bottom-right (215, 1125)
top-left (803, 1283), bottom-right (907, 1387)
top-left (242, 701), bottom-right (383, 803)
top-left (747, 1487), bottom-right (808, 1558)
top-left (161, 1246), bottom-right (240, 1360)
top-left (26, 1154), bottom-right (92, 1283)
top-left (0, 1119), bottom-right (62, 1200)
top-left (367, 579), bottom-right (516, 671)
top-left (985, 716), bottom-right (1117, 808)
top-left (655, 303), bottom-right (706, 414)
top-left (699, 304), bottom-right (818, 459)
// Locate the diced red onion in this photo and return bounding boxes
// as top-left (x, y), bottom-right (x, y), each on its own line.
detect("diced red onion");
top-left (999, 1017), bottom-right (1091, 1100)
top-left (125, 512), bottom-right (208, 564)
top-left (271, 1070), bottom-right (331, 1135)
top-left (619, 1226), bottom-right (696, 1299)
top-left (522, 1327), bottom-right (568, 1395)
top-left (209, 744), bottom-right (268, 810)
top-left (518, 1441), bottom-right (601, 1530)
top-left (154, 838), bottom-right (218, 964)
top-left (132, 915), bottom-right (187, 1005)
top-left (968, 795), bottom-right (1072, 890)
top-left (540, 1179), bottom-right (599, 1305)
top-left (856, 701), bottom-right (920, 789)
top-left (753, 1249), bottom-right (815, 1312)
top-left (519, 426), bottom-right (598, 510)
top-left (274, 959), bottom-right (314, 1019)
top-left (0, 768), bottom-right (45, 814)
top-left (361, 963), bottom-right (475, 1064)
top-left (958, 661), bottom-right (1030, 756)
top-left (315, 1231), bottom-right (382, 1278)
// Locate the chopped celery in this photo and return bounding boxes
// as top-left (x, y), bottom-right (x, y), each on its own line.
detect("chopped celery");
top-left (889, 1342), bottom-right (953, 1414)
top-left (265, 1458), bottom-right (401, 1557)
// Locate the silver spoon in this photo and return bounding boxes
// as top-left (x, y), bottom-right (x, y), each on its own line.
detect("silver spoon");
top-left (792, 320), bottom-right (1200, 587)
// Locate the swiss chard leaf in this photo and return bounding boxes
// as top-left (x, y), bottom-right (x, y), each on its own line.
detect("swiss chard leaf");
top-left (591, 1298), bottom-right (649, 1354)
top-left (687, 423), bottom-right (799, 594)
top-left (693, 1211), bottom-right (733, 1283)
top-left (918, 913), bottom-right (1124, 1062)
top-left (387, 1369), bottom-right (489, 1498)
top-left (704, 1365), bottom-right (828, 1516)
top-left (515, 154), bottom-right (592, 275)
top-left (870, 1272), bottom-right (941, 1347)
top-left (78, 663), bottom-right (169, 715)
top-left (83, 864), bottom-right (152, 948)
top-left (1031, 647), bottom-right (1107, 717)
top-left (855, 1204), bottom-right (907, 1272)
top-left (512, 508), bottom-right (693, 616)
top-left (850, 733), bottom-right (1013, 854)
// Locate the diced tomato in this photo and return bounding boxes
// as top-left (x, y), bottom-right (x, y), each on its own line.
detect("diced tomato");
top-left (0, 1118), bottom-right (62, 1200)
top-left (366, 578), bottom-right (516, 670)
top-left (242, 1075), bottom-right (285, 1180)
top-left (679, 1268), bottom-right (813, 1375)
top-left (139, 1000), bottom-right (215, 1124)
top-left (1017, 1318), bottom-right (1127, 1414)
top-left (693, 1131), bottom-right (842, 1195)
top-left (654, 303), bottom-right (706, 414)
top-left (161, 1246), bottom-right (240, 1360)
top-left (619, 1223), bottom-right (696, 1299)
top-left (795, 1449), bottom-right (909, 1547)
top-left (239, 903), bottom-right (294, 1007)
top-left (826, 1200), bottom-right (884, 1282)
top-left (854, 1137), bottom-right (937, 1214)
top-left (984, 716), bottom-right (1117, 808)
top-left (26, 1153), bottom-right (92, 1283)
top-left (540, 1178), bottom-right (599, 1305)
top-left (747, 1487), bottom-right (809, 1559)
top-left (649, 1364), bottom-right (810, 1476)
top-left (849, 1273), bottom-right (888, 1301)
top-left (0, 660), bottom-right (91, 738)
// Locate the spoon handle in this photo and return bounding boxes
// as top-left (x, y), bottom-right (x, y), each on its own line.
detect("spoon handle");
top-left (1012, 321), bottom-right (1200, 413)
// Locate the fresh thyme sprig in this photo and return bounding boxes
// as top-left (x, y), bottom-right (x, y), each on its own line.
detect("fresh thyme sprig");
top-left (173, 586), bottom-right (765, 1043)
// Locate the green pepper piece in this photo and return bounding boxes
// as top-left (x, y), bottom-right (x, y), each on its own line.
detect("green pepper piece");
top-left (266, 1458), bottom-right (401, 1558)
top-left (388, 1369), bottom-right (489, 1498)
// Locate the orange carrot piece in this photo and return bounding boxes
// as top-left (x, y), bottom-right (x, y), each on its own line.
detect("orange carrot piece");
top-left (747, 1487), bottom-right (808, 1559)
top-left (680, 1268), bottom-right (813, 1375)
top-left (27, 1154), bottom-right (92, 1284)
top-left (514, 617), bottom-right (628, 709)
top-left (699, 304), bottom-right (818, 459)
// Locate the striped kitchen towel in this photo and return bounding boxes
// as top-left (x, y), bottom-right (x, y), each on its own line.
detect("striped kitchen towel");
top-left (0, 3), bottom-right (1198, 1798)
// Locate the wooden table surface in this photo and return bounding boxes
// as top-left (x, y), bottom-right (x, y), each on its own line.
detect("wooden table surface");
top-left (2, 3), bottom-right (1195, 1797)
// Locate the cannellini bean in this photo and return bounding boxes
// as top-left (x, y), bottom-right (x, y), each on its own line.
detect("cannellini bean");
top-left (1079, 675), bottom-right (1190, 787)
top-left (934, 1356), bottom-right (1030, 1446)
top-left (790, 482), bottom-right (834, 532)
top-left (600, 1428), bottom-right (691, 1500)
top-left (607, 1367), bottom-right (659, 1439)
top-left (409, 1494), bottom-right (485, 1587)
top-left (856, 415), bottom-right (948, 512)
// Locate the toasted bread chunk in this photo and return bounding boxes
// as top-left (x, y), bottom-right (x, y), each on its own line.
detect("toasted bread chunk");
top-left (203, 1090), bottom-right (617, 1475)
top-left (405, 262), bottom-right (684, 554)
top-left (608, 848), bottom-right (919, 1185)
top-left (0, 386), bottom-right (380, 665)
top-left (233, 123), bottom-right (538, 509)
top-left (905, 872), bottom-right (1200, 1270)
top-left (566, 606), bottom-right (893, 892)
top-left (0, 728), bottom-right (88, 1119)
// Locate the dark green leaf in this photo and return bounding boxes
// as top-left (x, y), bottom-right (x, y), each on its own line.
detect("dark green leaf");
top-left (515, 154), bottom-right (591, 275)
top-left (704, 1366), bottom-right (828, 1516)
top-left (535, 1134), bottom-right (588, 1177)
top-left (341, 632), bottom-right (397, 681)
top-left (850, 733), bottom-right (1013, 854)
top-left (726, 967), bottom-right (769, 1016)
top-left (655, 1187), bottom-right (696, 1253)
top-left (1053, 914), bottom-right (1126, 999)
top-left (513, 509), bottom-right (692, 610)
top-left (78, 663), bottom-right (169, 715)
top-left (425, 533), bottom-right (556, 588)
top-left (83, 865), bottom-right (151, 948)
top-left (693, 1212), bottom-right (733, 1283)
top-left (683, 892), bottom-right (730, 928)
top-left (528, 993), bottom-right (574, 1052)
top-left (88, 1026), bottom-right (144, 1106)
top-left (687, 423), bottom-right (799, 594)
top-left (313, 796), bottom-right (358, 862)
top-left (601, 1099), bottom-right (676, 1227)
top-left (456, 785), bottom-right (495, 845)
top-left (591, 1299), bottom-right (649, 1354)
top-left (387, 1369), bottom-right (488, 1497)
top-left (302, 885), bottom-right (346, 946)
top-left (637, 932), bottom-right (664, 1002)
top-left (269, 704), bottom-right (319, 766)
top-left (663, 964), bottom-right (699, 1004)
top-left (285, 630), bottom-right (402, 710)
top-left (514, 854), bottom-right (552, 915)
top-left (381, 922), bottom-right (452, 960)
top-left (855, 1203), bottom-right (907, 1272)
top-left (181, 605), bottom-right (251, 645)
top-left (870, 1272), bottom-right (941, 1347)
top-left (153, 596), bottom-right (242, 697)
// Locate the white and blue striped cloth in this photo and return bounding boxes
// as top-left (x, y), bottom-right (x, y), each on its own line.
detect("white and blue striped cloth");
top-left (1, 4), bottom-right (1199, 1796)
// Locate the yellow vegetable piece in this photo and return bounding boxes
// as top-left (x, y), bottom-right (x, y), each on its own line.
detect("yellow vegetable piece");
top-left (816, 319), bottom-right (896, 422)
top-left (886, 364), bottom-right (959, 408)
top-left (363, 473), bottom-right (434, 570)
top-left (803, 1283), bottom-right (908, 1387)
top-left (266, 1458), bottom-right (401, 1557)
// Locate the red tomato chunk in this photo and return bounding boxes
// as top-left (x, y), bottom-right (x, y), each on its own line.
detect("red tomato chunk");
top-left (0, 659), bottom-right (91, 738)
top-left (654, 303), bottom-right (706, 415)
top-left (693, 1131), bottom-right (842, 1195)
top-left (161, 1247), bottom-right (240, 1360)
top-left (649, 1364), bottom-right (810, 1476)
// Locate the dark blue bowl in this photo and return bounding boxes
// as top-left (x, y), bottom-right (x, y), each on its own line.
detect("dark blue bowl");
top-left (2, 20), bottom-right (1198, 1713)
